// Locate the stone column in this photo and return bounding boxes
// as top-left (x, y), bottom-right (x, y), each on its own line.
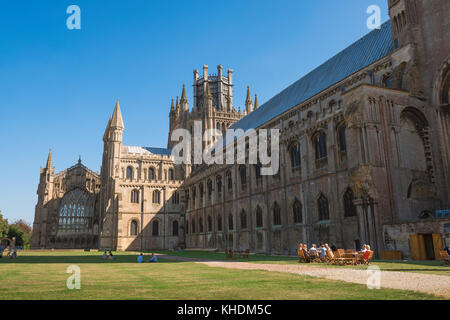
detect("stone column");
top-left (355, 198), bottom-right (369, 247)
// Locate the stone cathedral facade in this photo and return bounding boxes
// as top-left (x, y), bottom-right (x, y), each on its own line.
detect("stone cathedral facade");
top-left (32, 0), bottom-right (450, 259)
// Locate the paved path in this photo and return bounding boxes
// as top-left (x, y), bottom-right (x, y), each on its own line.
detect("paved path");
top-left (159, 255), bottom-right (450, 298)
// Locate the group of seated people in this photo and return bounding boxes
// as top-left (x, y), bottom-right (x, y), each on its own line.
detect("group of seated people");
top-left (298, 243), bottom-right (372, 263)
top-left (137, 253), bottom-right (158, 263)
top-left (298, 243), bottom-right (333, 261)
top-left (101, 250), bottom-right (115, 260)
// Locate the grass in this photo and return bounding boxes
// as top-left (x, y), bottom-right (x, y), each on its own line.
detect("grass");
top-left (0, 250), bottom-right (445, 300)
top-left (156, 250), bottom-right (450, 277)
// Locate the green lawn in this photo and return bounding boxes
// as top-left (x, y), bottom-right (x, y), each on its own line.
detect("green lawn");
top-left (0, 250), bottom-right (445, 300)
top-left (156, 250), bottom-right (450, 277)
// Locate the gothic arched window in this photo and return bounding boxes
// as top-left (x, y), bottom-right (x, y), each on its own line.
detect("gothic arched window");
top-left (207, 216), bottom-right (212, 232)
top-left (293, 199), bottom-right (302, 224)
top-left (226, 171), bottom-right (232, 190)
top-left (58, 188), bottom-right (93, 233)
top-left (152, 190), bottom-right (161, 204)
top-left (313, 132), bottom-right (327, 160)
top-left (228, 213), bottom-right (234, 230)
top-left (217, 214), bottom-right (222, 231)
top-left (172, 191), bottom-right (179, 204)
top-left (126, 166), bottom-right (133, 180)
top-left (131, 189), bottom-right (139, 203)
top-left (289, 142), bottom-right (301, 169)
top-left (152, 220), bottom-right (159, 236)
top-left (273, 202), bottom-right (281, 226)
top-left (191, 218), bottom-right (195, 233)
top-left (337, 124), bottom-right (346, 153)
top-left (199, 217), bottom-right (203, 233)
top-left (239, 165), bottom-right (247, 189)
top-left (149, 167), bottom-right (155, 180)
top-left (207, 179), bottom-right (213, 200)
top-left (199, 183), bottom-right (204, 200)
top-left (318, 193), bottom-right (330, 221)
top-left (168, 168), bottom-right (174, 181)
top-left (172, 220), bottom-right (179, 236)
top-left (343, 188), bottom-right (357, 217)
top-left (130, 220), bottom-right (138, 236)
top-left (256, 206), bottom-right (263, 228)
top-left (216, 175), bottom-right (222, 195)
top-left (240, 210), bottom-right (247, 229)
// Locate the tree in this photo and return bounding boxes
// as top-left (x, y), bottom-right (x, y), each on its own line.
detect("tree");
top-left (13, 219), bottom-right (31, 234)
top-left (7, 220), bottom-right (32, 248)
top-left (8, 225), bottom-right (30, 248)
top-left (0, 211), bottom-right (9, 239)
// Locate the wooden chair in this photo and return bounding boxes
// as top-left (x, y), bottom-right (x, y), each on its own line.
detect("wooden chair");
top-left (302, 249), bottom-right (312, 263)
top-left (297, 249), bottom-right (307, 263)
top-left (309, 250), bottom-right (321, 263)
top-left (439, 251), bottom-right (450, 266)
top-left (362, 251), bottom-right (374, 265)
top-left (356, 252), bottom-right (365, 265)
top-left (337, 249), bottom-right (345, 257)
top-left (327, 250), bottom-right (346, 265)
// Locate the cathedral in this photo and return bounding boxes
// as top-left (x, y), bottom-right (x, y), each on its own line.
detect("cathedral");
top-left (31, 0), bottom-right (450, 260)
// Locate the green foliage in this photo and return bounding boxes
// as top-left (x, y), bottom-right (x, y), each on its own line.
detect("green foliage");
top-left (7, 223), bottom-right (31, 248)
top-left (0, 212), bottom-right (9, 239)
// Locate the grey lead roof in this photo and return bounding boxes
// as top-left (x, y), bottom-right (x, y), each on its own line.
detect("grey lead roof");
top-left (143, 147), bottom-right (172, 156)
top-left (230, 20), bottom-right (394, 132)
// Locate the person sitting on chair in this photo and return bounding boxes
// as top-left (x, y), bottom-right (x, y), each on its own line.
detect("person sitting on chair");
top-left (148, 253), bottom-right (158, 263)
top-left (444, 244), bottom-right (450, 256)
top-left (319, 245), bottom-right (327, 259)
top-left (360, 244), bottom-right (367, 253)
top-left (302, 244), bottom-right (311, 262)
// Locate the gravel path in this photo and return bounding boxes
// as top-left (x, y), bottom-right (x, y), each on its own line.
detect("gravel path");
top-left (159, 255), bottom-right (450, 298)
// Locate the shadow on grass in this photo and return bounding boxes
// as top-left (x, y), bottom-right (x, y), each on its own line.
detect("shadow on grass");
top-left (0, 255), bottom-right (182, 264)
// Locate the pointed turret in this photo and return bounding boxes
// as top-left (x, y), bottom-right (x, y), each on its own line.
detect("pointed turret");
top-left (245, 86), bottom-right (253, 114)
top-left (170, 98), bottom-right (175, 113)
top-left (205, 81), bottom-right (212, 98)
top-left (176, 96), bottom-right (180, 114)
top-left (46, 149), bottom-right (52, 169)
top-left (180, 84), bottom-right (188, 112)
top-left (103, 116), bottom-right (112, 142)
top-left (111, 99), bottom-right (124, 129)
top-left (254, 94), bottom-right (259, 110)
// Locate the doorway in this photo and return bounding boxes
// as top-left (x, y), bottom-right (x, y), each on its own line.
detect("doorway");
top-left (422, 234), bottom-right (435, 260)
top-left (409, 233), bottom-right (443, 260)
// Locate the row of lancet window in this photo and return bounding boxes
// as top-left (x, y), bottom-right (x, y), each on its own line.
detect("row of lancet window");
top-left (129, 219), bottom-right (179, 237)
top-left (187, 188), bottom-right (357, 234)
top-left (130, 189), bottom-right (179, 204)
top-left (288, 124), bottom-right (347, 170)
top-left (126, 166), bottom-right (175, 181)
top-left (189, 125), bottom-right (347, 204)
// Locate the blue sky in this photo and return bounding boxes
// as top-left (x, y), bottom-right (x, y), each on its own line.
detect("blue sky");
top-left (0, 0), bottom-right (388, 224)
